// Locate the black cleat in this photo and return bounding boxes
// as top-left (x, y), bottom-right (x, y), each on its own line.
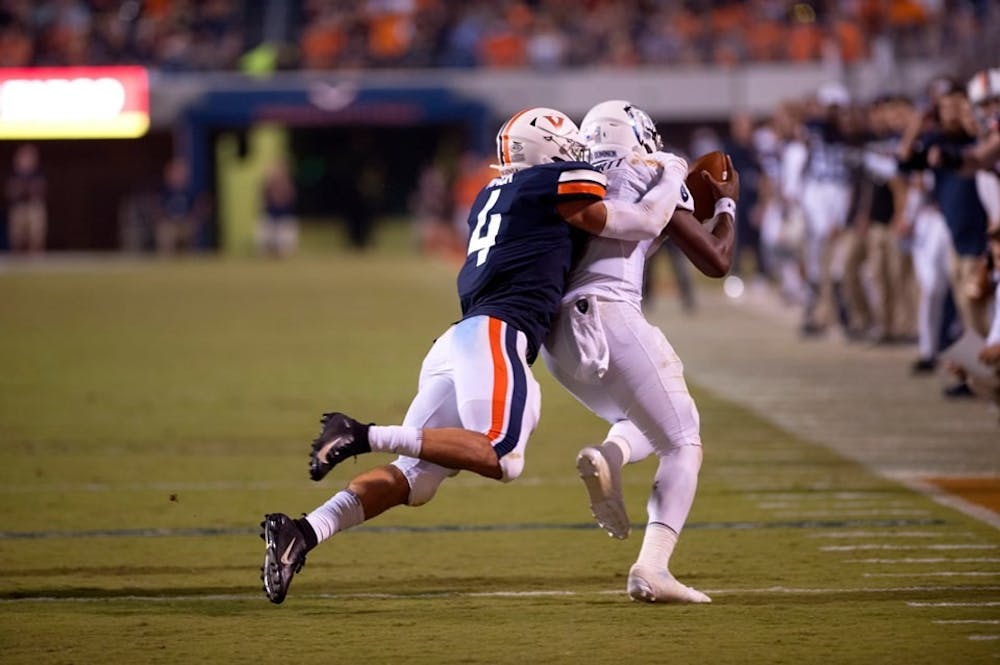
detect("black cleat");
top-left (942, 381), bottom-right (975, 399)
top-left (260, 513), bottom-right (309, 604)
top-left (309, 412), bottom-right (371, 481)
top-left (911, 357), bottom-right (937, 374)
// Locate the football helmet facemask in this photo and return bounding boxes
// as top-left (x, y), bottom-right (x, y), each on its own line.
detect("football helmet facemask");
top-left (580, 100), bottom-right (663, 156)
top-left (495, 107), bottom-right (586, 173)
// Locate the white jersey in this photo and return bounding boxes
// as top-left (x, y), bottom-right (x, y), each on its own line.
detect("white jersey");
top-left (563, 148), bottom-right (691, 306)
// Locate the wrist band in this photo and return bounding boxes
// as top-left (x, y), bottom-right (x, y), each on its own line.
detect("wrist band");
top-left (714, 197), bottom-right (736, 219)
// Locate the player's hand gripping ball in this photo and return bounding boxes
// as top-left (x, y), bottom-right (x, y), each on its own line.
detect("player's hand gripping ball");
top-left (685, 150), bottom-right (731, 220)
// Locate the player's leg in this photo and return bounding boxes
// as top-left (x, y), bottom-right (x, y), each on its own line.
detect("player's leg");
top-left (911, 208), bottom-right (948, 368)
top-left (597, 300), bottom-right (710, 603)
top-left (800, 181), bottom-right (827, 332)
top-left (261, 333), bottom-right (459, 604)
top-left (542, 303), bottom-right (657, 538)
top-left (308, 318), bottom-right (524, 481)
top-left (369, 315), bottom-right (540, 481)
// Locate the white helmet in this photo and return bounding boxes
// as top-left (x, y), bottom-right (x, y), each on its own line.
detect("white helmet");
top-left (495, 107), bottom-right (585, 173)
top-left (580, 100), bottom-right (662, 155)
top-left (968, 68), bottom-right (1000, 105)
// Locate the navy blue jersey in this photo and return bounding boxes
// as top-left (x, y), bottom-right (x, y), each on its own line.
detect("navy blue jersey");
top-left (925, 131), bottom-right (989, 257)
top-left (457, 161), bottom-right (606, 363)
top-left (804, 119), bottom-right (850, 184)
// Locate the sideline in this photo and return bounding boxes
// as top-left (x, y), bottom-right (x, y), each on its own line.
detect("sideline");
top-left (649, 288), bottom-right (1000, 529)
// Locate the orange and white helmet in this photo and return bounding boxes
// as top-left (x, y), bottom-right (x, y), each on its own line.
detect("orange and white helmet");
top-left (495, 107), bottom-right (585, 174)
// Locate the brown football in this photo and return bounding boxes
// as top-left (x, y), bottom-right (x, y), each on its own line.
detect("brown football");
top-left (685, 151), bottom-right (729, 220)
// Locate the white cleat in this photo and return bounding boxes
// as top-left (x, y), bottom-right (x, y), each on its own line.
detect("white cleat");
top-left (576, 446), bottom-right (630, 539)
top-left (626, 564), bottom-right (712, 604)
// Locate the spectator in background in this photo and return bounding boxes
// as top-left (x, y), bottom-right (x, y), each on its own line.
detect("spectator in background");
top-left (409, 161), bottom-right (458, 260)
top-left (926, 84), bottom-right (991, 338)
top-left (450, 151), bottom-right (494, 245)
top-left (852, 97), bottom-right (912, 343)
top-left (257, 157), bottom-right (298, 258)
top-left (725, 112), bottom-right (765, 284)
top-left (155, 157), bottom-right (196, 255)
top-left (5, 144), bottom-right (47, 254)
top-left (795, 83), bottom-right (854, 337)
top-left (900, 79), bottom-right (990, 396)
top-left (976, 226), bottom-right (1000, 415)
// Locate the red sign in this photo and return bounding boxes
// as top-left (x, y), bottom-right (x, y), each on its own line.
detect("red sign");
top-left (0, 66), bottom-right (149, 139)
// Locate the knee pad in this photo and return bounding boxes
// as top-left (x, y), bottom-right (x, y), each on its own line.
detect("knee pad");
top-left (390, 457), bottom-right (455, 507)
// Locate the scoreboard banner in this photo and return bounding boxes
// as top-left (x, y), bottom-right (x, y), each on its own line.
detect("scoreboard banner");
top-left (0, 66), bottom-right (149, 139)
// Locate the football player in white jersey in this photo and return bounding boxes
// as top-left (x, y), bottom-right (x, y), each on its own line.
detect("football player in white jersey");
top-left (541, 100), bottom-right (738, 603)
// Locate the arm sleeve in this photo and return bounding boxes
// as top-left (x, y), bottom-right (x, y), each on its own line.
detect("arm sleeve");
top-left (600, 155), bottom-right (687, 241)
top-left (554, 168), bottom-right (608, 204)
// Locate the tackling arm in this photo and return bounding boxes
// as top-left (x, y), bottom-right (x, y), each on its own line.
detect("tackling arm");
top-left (558, 153), bottom-right (688, 240)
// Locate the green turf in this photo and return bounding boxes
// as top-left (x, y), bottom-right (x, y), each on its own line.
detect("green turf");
top-left (0, 246), bottom-right (997, 664)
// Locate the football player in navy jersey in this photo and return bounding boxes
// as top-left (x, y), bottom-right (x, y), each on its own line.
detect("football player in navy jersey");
top-left (259, 107), bottom-right (692, 604)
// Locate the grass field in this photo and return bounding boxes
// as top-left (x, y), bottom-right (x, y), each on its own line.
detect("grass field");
top-left (1, 238), bottom-right (998, 664)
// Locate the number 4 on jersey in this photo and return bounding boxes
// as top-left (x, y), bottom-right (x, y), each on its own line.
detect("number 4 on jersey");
top-left (468, 188), bottom-right (503, 266)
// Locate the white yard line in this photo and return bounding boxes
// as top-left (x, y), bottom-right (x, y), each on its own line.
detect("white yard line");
top-left (821, 544), bottom-right (997, 552)
top-left (848, 558), bottom-right (1000, 564)
top-left (3, 585), bottom-right (999, 604)
top-left (773, 509), bottom-right (930, 518)
top-left (934, 620), bottom-right (1000, 625)
top-left (810, 531), bottom-right (975, 539)
top-left (863, 572), bottom-right (999, 577)
top-left (907, 601), bottom-right (1000, 607)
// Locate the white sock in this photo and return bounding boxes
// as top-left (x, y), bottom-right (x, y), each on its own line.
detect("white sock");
top-left (368, 425), bottom-right (422, 457)
top-left (607, 420), bottom-right (655, 464)
top-left (599, 435), bottom-right (629, 470)
top-left (305, 490), bottom-right (365, 544)
top-left (635, 522), bottom-right (678, 571)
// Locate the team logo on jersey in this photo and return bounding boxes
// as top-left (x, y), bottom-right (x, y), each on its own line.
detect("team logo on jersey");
top-left (680, 184), bottom-right (690, 202)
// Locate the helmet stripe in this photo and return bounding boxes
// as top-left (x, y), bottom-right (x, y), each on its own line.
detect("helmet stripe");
top-left (499, 108), bottom-right (532, 166)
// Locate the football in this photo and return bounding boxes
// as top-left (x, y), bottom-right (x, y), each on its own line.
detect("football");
top-left (685, 150), bottom-right (729, 220)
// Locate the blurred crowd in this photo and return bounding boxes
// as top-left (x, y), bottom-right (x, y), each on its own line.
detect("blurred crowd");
top-left (0, 0), bottom-right (997, 71)
top-left (681, 69), bottom-right (1000, 415)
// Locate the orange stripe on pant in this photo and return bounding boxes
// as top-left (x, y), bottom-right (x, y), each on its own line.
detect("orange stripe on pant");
top-left (486, 317), bottom-right (509, 442)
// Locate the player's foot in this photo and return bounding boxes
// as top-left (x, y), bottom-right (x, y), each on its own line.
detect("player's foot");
top-left (309, 412), bottom-right (371, 481)
top-left (942, 381), bottom-right (975, 399)
top-left (626, 564), bottom-right (711, 604)
top-left (910, 357), bottom-right (937, 375)
top-left (260, 512), bottom-right (310, 604)
top-left (576, 445), bottom-right (630, 539)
